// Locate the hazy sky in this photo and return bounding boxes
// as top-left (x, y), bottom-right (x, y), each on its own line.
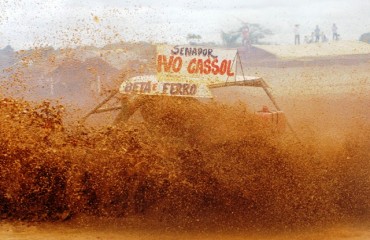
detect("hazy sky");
top-left (0, 0), bottom-right (369, 49)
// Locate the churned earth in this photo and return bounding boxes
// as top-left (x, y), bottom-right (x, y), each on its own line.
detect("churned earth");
top-left (0, 62), bottom-right (369, 239)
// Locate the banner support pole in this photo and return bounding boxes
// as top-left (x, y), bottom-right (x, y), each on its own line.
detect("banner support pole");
top-left (226, 53), bottom-right (238, 85)
top-left (80, 89), bottom-right (119, 123)
top-left (237, 52), bottom-right (246, 81)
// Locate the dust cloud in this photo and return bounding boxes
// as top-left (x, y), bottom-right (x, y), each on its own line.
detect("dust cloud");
top-left (0, 88), bottom-right (369, 232)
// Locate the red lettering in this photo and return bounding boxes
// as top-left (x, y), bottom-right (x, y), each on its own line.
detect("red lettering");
top-left (196, 59), bottom-right (204, 74)
top-left (211, 59), bottom-right (219, 75)
top-left (187, 58), bottom-right (197, 74)
top-left (157, 55), bottom-right (162, 72)
top-left (172, 57), bottom-right (183, 72)
top-left (159, 55), bottom-right (233, 77)
top-left (157, 55), bottom-right (174, 72)
top-left (219, 60), bottom-right (227, 75)
top-left (203, 59), bottom-right (211, 74)
top-left (226, 60), bottom-right (235, 77)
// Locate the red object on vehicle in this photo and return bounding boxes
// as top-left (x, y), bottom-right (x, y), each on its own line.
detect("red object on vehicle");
top-left (256, 106), bottom-right (286, 132)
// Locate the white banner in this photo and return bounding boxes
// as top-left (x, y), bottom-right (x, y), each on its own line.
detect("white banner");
top-left (120, 45), bottom-right (237, 98)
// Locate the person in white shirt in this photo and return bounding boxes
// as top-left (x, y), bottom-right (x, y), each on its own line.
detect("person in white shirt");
top-left (332, 23), bottom-right (338, 41)
top-left (314, 25), bottom-right (321, 43)
top-left (294, 24), bottom-right (300, 45)
top-left (242, 25), bottom-right (251, 48)
top-left (321, 32), bottom-right (328, 42)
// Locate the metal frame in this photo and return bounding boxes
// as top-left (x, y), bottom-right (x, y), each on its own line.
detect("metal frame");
top-left (80, 51), bottom-right (299, 141)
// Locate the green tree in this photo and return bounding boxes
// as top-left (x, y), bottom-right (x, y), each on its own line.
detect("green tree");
top-left (221, 22), bottom-right (273, 47)
top-left (359, 32), bottom-right (370, 43)
top-left (221, 31), bottom-right (240, 47)
top-left (187, 34), bottom-right (202, 45)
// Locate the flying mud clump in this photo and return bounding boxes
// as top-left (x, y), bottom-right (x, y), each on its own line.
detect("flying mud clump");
top-left (0, 97), bottom-right (369, 229)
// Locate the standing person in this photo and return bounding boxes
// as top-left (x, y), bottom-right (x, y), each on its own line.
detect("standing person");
top-left (321, 32), bottom-right (328, 42)
top-left (314, 25), bottom-right (320, 43)
top-left (332, 23), bottom-right (338, 41)
top-left (310, 32), bottom-right (315, 43)
top-left (294, 24), bottom-right (300, 45)
top-left (304, 35), bottom-right (309, 44)
top-left (241, 25), bottom-right (251, 50)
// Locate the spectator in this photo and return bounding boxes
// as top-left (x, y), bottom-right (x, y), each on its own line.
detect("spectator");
top-left (242, 25), bottom-right (251, 48)
top-left (310, 32), bottom-right (315, 43)
top-left (304, 35), bottom-right (310, 44)
top-left (294, 24), bottom-right (300, 45)
top-left (314, 25), bottom-right (320, 42)
top-left (332, 23), bottom-right (339, 41)
top-left (321, 32), bottom-right (328, 42)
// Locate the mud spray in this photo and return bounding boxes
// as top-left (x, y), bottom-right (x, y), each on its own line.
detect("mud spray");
top-left (0, 95), bottom-right (369, 231)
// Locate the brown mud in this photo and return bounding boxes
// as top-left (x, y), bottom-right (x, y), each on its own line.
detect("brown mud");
top-left (0, 63), bottom-right (369, 238)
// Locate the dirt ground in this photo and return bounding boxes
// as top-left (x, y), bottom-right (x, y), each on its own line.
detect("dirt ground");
top-left (214, 63), bottom-right (370, 141)
top-left (1, 220), bottom-right (370, 240)
top-left (0, 62), bottom-right (369, 239)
